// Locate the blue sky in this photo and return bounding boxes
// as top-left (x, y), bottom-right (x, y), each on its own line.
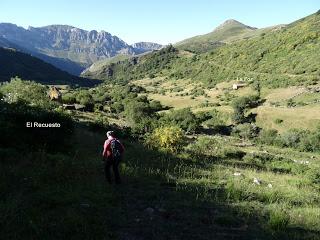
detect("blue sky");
top-left (0, 0), bottom-right (318, 44)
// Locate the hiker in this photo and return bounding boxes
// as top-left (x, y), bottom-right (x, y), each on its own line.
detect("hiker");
top-left (102, 131), bottom-right (125, 184)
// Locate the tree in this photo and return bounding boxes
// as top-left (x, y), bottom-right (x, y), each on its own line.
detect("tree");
top-left (0, 77), bottom-right (53, 108)
top-left (231, 95), bottom-right (260, 124)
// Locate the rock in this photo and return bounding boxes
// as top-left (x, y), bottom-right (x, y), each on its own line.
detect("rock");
top-left (253, 177), bottom-right (261, 185)
top-left (299, 160), bottom-right (309, 165)
top-left (0, 23), bottom-right (162, 75)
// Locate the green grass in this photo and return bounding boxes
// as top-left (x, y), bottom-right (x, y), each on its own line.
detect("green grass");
top-left (2, 122), bottom-right (320, 239)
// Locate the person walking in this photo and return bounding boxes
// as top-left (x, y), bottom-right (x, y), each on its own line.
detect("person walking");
top-left (102, 131), bottom-right (125, 184)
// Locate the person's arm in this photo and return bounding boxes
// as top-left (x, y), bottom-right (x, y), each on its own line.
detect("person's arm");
top-left (102, 140), bottom-right (109, 157)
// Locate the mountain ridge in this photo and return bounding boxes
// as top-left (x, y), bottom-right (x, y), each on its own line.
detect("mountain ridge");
top-left (0, 23), bottom-right (162, 75)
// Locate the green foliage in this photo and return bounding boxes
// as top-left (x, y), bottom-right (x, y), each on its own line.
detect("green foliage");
top-left (231, 95), bottom-right (260, 124)
top-left (232, 123), bottom-right (260, 140)
top-left (201, 109), bottom-right (226, 129)
top-left (187, 136), bottom-right (222, 157)
top-left (0, 100), bottom-right (73, 153)
top-left (145, 126), bottom-right (185, 153)
top-left (268, 210), bottom-right (290, 233)
top-left (149, 100), bottom-right (163, 112)
top-left (62, 92), bottom-right (77, 104)
top-left (0, 77), bottom-right (54, 108)
top-left (75, 90), bottom-right (95, 111)
top-left (86, 12), bottom-right (320, 89)
top-left (83, 45), bottom-right (178, 83)
top-left (258, 127), bottom-right (320, 153)
top-left (258, 129), bottom-right (279, 145)
top-left (159, 108), bottom-right (200, 133)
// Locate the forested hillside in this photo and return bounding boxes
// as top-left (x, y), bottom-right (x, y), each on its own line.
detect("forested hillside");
top-left (84, 11), bottom-right (320, 88)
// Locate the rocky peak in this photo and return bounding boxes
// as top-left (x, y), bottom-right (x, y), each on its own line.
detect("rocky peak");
top-left (214, 19), bottom-right (257, 32)
top-left (132, 42), bottom-right (163, 54)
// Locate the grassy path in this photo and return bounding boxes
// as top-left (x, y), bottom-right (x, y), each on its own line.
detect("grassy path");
top-left (2, 124), bottom-right (319, 239)
top-left (71, 126), bottom-right (269, 240)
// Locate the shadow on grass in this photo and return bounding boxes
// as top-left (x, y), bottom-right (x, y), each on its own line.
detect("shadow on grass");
top-left (0, 112), bottom-right (319, 239)
top-left (112, 138), bottom-right (319, 240)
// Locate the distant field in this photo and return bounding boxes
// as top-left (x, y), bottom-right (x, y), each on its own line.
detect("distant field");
top-left (256, 105), bottom-right (320, 132)
top-left (136, 78), bottom-right (320, 132)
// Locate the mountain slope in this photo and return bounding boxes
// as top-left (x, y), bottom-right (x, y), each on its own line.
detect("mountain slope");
top-left (84, 10), bottom-right (320, 88)
top-left (175, 19), bottom-right (257, 53)
top-left (0, 23), bottom-right (162, 75)
top-left (0, 35), bottom-right (85, 76)
top-left (175, 19), bottom-right (286, 54)
top-left (0, 47), bottom-right (98, 86)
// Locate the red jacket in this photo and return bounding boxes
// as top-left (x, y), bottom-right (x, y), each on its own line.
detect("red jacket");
top-left (102, 137), bottom-right (125, 158)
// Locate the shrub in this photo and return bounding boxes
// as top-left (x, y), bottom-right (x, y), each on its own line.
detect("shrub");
top-left (232, 123), bottom-right (260, 140)
top-left (0, 77), bottom-right (54, 108)
top-left (110, 102), bottom-right (124, 113)
top-left (187, 136), bottom-right (223, 157)
top-left (149, 100), bottom-right (163, 112)
top-left (258, 129), bottom-right (279, 145)
top-left (159, 108), bottom-right (200, 133)
top-left (202, 109), bottom-right (226, 130)
top-left (145, 126), bottom-right (185, 153)
top-left (75, 90), bottom-right (94, 111)
top-left (231, 95), bottom-right (261, 124)
top-left (274, 118), bottom-right (283, 124)
top-left (280, 129), bottom-right (308, 148)
top-left (62, 92), bottom-right (76, 104)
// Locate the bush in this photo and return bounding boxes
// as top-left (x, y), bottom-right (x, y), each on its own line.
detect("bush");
top-left (159, 108), bottom-right (200, 133)
top-left (231, 95), bottom-right (261, 124)
top-left (258, 127), bottom-right (320, 152)
top-left (258, 129), bottom-right (279, 145)
top-left (145, 126), bottom-right (185, 153)
top-left (75, 90), bottom-right (94, 111)
top-left (202, 109), bottom-right (226, 130)
top-left (187, 136), bottom-right (224, 158)
top-left (299, 128), bottom-right (320, 152)
top-left (281, 129), bottom-right (308, 148)
top-left (232, 123), bottom-right (260, 140)
top-left (0, 77), bottom-right (54, 109)
top-left (62, 92), bottom-right (76, 104)
top-left (149, 100), bottom-right (163, 112)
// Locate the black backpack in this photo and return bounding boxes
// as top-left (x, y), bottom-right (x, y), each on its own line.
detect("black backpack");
top-left (110, 139), bottom-right (122, 160)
